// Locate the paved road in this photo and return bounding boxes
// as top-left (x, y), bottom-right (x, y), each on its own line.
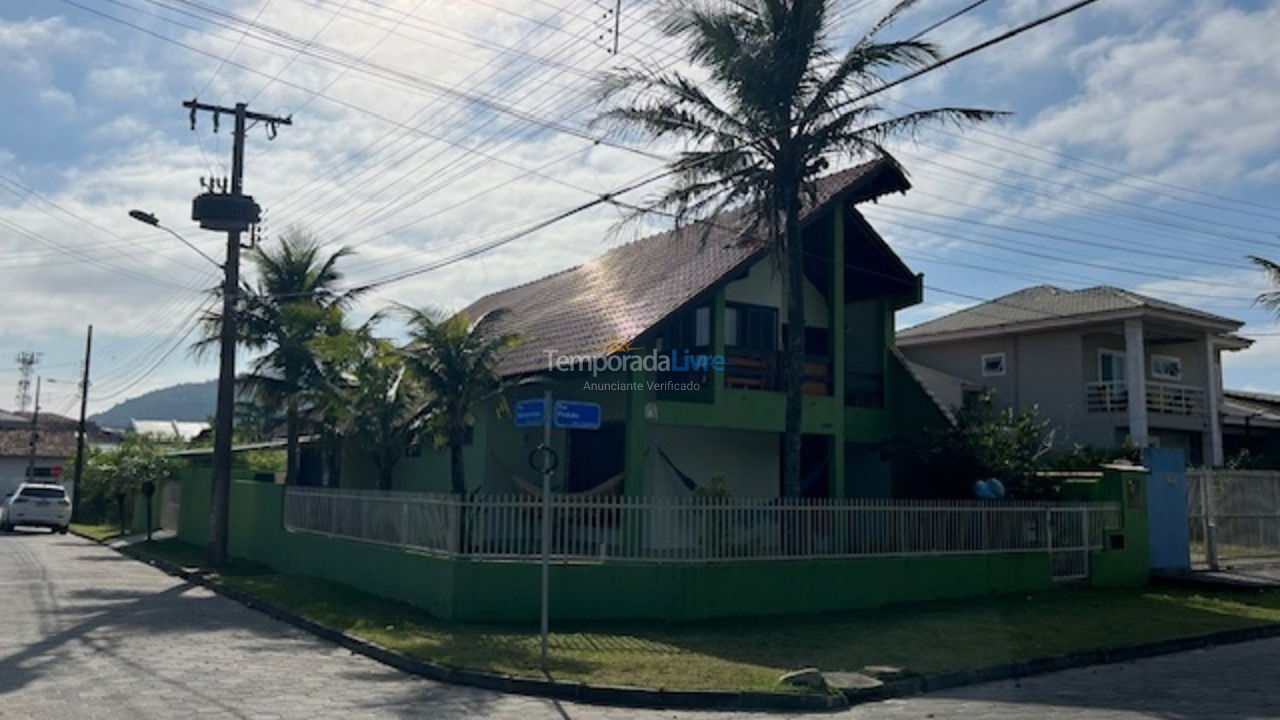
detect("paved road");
top-left (3, 532), bottom-right (1280, 720)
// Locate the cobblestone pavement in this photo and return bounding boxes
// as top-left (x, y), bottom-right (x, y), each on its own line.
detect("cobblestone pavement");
top-left (3, 531), bottom-right (1280, 719)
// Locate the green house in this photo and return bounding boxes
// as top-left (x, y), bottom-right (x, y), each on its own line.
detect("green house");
top-left (354, 158), bottom-right (950, 499)
top-left (166, 161), bottom-right (1149, 621)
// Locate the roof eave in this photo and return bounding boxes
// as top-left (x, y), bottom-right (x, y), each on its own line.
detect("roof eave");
top-left (899, 307), bottom-right (1245, 346)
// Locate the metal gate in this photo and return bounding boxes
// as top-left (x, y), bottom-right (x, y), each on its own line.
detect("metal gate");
top-left (1049, 507), bottom-right (1089, 582)
top-left (1189, 469), bottom-right (1280, 567)
top-left (160, 479), bottom-right (182, 532)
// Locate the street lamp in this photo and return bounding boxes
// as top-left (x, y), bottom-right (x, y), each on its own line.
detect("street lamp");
top-left (128, 209), bottom-right (223, 269)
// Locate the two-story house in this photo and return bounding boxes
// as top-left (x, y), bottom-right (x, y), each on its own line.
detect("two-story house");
top-left (897, 285), bottom-right (1253, 466)
top-left (344, 158), bottom-right (951, 500)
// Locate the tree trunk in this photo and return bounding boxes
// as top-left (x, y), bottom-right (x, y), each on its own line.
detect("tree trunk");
top-left (285, 398), bottom-right (300, 485)
top-left (116, 494), bottom-right (127, 536)
top-left (376, 457), bottom-right (394, 491)
top-left (782, 189), bottom-right (805, 498)
top-left (450, 435), bottom-right (468, 555)
top-left (450, 439), bottom-right (466, 495)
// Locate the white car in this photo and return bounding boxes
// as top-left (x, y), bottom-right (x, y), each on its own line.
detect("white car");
top-left (0, 483), bottom-right (72, 533)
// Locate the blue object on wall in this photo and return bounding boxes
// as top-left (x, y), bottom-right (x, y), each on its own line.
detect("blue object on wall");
top-left (1144, 447), bottom-right (1190, 572)
top-left (973, 478), bottom-right (1006, 500)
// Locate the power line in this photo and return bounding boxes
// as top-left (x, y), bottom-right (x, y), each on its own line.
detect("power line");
top-left (196, 0), bottom-right (274, 96)
top-left (227, 0), bottom-right (1121, 297)
top-left (122, 0), bottom-right (668, 160)
top-left (886, 97), bottom-right (1280, 218)
top-left (845, 0), bottom-right (1107, 104)
top-left (907, 0), bottom-right (993, 41)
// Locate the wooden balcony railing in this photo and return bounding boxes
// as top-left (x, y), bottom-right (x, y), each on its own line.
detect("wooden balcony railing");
top-left (724, 350), bottom-right (831, 396)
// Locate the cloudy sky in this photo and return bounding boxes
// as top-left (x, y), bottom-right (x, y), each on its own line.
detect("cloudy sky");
top-left (1, 0), bottom-right (1278, 416)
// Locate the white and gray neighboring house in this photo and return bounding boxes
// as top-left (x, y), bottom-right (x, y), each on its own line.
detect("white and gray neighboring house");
top-left (897, 285), bottom-right (1253, 466)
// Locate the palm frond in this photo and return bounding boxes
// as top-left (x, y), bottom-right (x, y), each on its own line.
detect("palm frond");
top-left (1252, 256), bottom-right (1280, 311)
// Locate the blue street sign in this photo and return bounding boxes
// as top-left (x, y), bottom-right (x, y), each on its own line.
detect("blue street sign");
top-left (554, 400), bottom-right (602, 430)
top-left (514, 398), bottom-right (546, 427)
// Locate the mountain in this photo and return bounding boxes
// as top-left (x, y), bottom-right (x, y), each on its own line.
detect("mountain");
top-left (90, 380), bottom-right (218, 429)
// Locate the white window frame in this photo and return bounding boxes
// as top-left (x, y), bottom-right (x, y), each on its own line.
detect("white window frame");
top-left (723, 306), bottom-right (739, 347)
top-left (1098, 349), bottom-right (1126, 383)
top-left (1150, 353), bottom-right (1182, 381)
top-left (694, 306), bottom-right (711, 347)
top-left (981, 352), bottom-right (1006, 377)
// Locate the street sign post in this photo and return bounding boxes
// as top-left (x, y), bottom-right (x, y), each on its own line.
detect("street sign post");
top-left (514, 393), bottom-right (603, 672)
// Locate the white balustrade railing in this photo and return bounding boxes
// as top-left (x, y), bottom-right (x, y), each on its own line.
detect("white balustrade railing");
top-left (283, 488), bottom-right (1120, 566)
top-left (1085, 380), bottom-right (1205, 415)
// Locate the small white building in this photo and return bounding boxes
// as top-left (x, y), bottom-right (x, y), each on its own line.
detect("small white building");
top-left (0, 410), bottom-right (114, 500)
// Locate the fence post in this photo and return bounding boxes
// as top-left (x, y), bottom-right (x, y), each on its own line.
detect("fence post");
top-left (1203, 468), bottom-right (1219, 570)
top-left (1081, 505), bottom-right (1090, 581)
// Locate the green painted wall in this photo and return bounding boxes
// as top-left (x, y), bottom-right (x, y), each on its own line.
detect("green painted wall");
top-left (170, 462), bottom-right (1151, 622)
top-left (1063, 467), bottom-right (1151, 587)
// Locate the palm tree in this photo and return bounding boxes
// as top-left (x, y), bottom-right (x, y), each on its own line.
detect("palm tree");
top-left (309, 319), bottom-right (421, 490)
top-left (401, 308), bottom-right (521, 496)
top-left (594, 0), bottom-right (1001, 495)
top-left (197, 230), bottom-right (360, 484)
top-left (1254, 256), bottom-right (1280, 314)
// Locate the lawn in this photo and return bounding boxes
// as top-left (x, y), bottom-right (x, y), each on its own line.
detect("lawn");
top-left (131, 539), bottom-right (1280, 693)
top-left (70, 522), bottom-right (123, 541)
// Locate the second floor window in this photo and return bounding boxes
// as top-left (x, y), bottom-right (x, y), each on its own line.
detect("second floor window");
top-left (1151, 354), bottom-right (1182, 381)
top-left (981, 353), bottom-right (1006, 377)
top-left (1099, 350), bottom-right (1126, 382)
top-left (725, 303), bottom-right (778, 352)
top-left (659, 305), bottom-right (711, 350)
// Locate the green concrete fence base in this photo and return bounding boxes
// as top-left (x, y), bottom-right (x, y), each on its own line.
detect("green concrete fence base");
top-left (168, 463), bottom-right (1149, 622)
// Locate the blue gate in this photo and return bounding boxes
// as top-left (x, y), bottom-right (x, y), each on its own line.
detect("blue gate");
top-left (1145, 447), bottom-right (1190, 571)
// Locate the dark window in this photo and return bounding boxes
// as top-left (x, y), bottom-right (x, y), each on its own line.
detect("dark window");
top-left (19, 486), bottom-right (66, 499)
top-left (568, 423), bottom-right (625, 493)
top-left (658, 305), bottom-right (711, 351)
top-left (726, 302), bottom-right (778, 351)
top-left (804, 327), bottom-right (830, 357)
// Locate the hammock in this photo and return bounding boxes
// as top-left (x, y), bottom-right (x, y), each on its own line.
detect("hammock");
top-left (489, 451), bottom-right (624, 497)
top-left (657, 446), bottom-right (830, 496)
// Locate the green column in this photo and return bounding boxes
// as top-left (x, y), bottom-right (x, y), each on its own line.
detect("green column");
top-left (712, 287), bottom-right (727, 406)
top-left (624, 368), bottom-right (649, 496)
top-left (622, 369), bottom-right (650, 555)
top-left (831, 207), bottom-right (847, 498)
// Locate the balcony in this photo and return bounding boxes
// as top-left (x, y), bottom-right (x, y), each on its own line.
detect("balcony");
top-left (1085, 380), bottom-right (1206, 415)
top-left (724, 350), bottom-right (831, 395)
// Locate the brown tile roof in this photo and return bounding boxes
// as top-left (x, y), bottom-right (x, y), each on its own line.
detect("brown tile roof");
top-left (0, 411), bottom-right (114, 459)
top-left (899, 285), bottom-right (1244, 340)
top-left (462, 158), bottom-right (910, 376)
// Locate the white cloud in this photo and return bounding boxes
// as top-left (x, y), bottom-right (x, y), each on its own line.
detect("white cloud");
top-left (5, 0), bottom-right (1280, 412)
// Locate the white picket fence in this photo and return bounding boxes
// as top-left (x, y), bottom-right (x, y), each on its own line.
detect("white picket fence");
top-left (283, 487), bottom-right (1119, 574)
top-left (1189, 469), bottom-right (1280, 564)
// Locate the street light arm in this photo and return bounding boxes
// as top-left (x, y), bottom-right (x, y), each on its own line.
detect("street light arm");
top-left (127, 209), bottom-right (223, 269)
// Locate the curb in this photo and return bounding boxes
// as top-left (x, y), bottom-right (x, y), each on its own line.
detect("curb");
top-left (72, 531), bottom-right (1280, 712)
top-left (71, 530), bottom-right (844, 713)
top-left (841, 623), bottom-right (1280, 704)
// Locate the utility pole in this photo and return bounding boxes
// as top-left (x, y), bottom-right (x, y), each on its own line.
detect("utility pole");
top-left (71, 325), bottom-right (92, 521)
top-left (25, 377), bottom-right (42, 482)
top-left (183, 99), bottom-right (291, 566)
